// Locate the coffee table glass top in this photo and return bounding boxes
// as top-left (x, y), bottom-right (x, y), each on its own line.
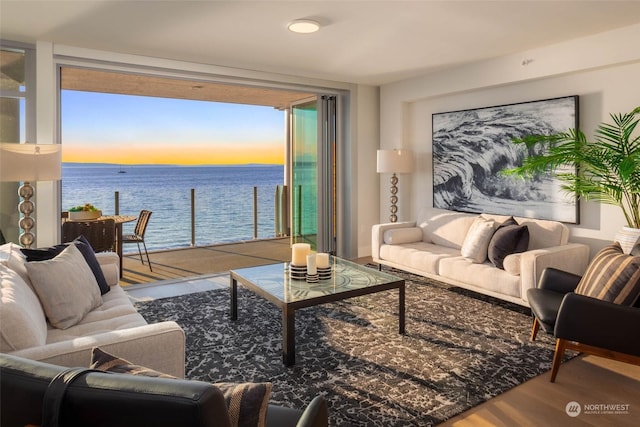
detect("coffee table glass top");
top-left (230, 257), bottom-right (403, 303)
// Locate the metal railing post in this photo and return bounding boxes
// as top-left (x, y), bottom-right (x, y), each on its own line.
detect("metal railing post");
top-left (274, 185), bottom-right (281, 237)
top-left (191, 188), bottom-right (195, 247)
top-left (281, 185), bottom-right (289, 237)
top-left (114, 191), bottom-right (119, 215)
top-left (253, 186), bottom-right (258, 240)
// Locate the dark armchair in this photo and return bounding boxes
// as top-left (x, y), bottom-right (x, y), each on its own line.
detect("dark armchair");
top-left (1, 354), bottom-right (328, 427)
top-left (528, 266), bottom-right (640, 382)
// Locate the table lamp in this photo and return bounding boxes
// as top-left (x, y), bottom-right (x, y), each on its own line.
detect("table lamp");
top-left (0, 143), bottom-right (62, 248)
top-left (377, 149), bottom-right (414, 222)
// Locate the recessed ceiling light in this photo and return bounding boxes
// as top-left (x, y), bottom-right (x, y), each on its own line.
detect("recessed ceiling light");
top-left (288, 19), bottom-right (321, 34)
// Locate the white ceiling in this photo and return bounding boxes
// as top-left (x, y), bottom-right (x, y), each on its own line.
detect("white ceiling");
top-left (2, 1), bottom-right (640, 85)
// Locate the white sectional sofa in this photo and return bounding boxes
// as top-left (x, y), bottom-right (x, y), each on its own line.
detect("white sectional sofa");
top-left (0, 242), bottom-right (186, 377)
top-left (372, 207), bottom-right (591, 306)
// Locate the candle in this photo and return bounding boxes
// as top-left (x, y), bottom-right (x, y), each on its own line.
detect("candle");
top-left (317, 253), bottom-right (330, 268)
top-left (307, 254), bottom-right (317, 275)
top-left (291, 243), bottom-right (311, 266)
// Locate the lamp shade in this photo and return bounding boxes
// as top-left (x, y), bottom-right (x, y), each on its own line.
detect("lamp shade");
top-left (0, 143), bottom-right (62, 182)
top-left (376, 149), bottom-right (414, 174)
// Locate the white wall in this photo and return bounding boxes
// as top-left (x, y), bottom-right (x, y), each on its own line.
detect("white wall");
top-left (371, 23), bottom-right (640, 259)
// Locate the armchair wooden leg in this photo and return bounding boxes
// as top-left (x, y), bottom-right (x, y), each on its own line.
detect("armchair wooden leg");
top-left (530, 318), bottom-right (540, 341)
top-left (550, 338), bottom-right (567, 383)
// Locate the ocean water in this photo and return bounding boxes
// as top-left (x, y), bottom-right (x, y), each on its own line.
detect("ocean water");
top-left (62, 164), bottom-right (285, 252)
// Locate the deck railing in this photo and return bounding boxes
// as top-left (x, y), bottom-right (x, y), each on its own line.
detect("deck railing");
top-left (112, 185), bottom-right (289, 250)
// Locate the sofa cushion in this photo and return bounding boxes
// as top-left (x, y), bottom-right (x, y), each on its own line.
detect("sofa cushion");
top-left (418, 209), bottom-right (476, 249)
top-left (438, 257), bottom-right (521, 298)
top-left (461, 217), bottom-right (496, 263)
top-left (379, 242), bottom-right (460, 275)
top-left (488, 221), bottom-right (529, 269)
top-left (516, 217), bottom-right (568, 249)
top-left (383, 227), bottom-right (423, 245)
top-left (90, 347), bottom-right (272, 427)
top-left (575, 242), bottom-right (640, 305)
top-left (21, 235), bottom-right (110, 295)
top-left (0, 265), bottom-right (48, 352)
top-left (25, 244), bottom-right (103, 330)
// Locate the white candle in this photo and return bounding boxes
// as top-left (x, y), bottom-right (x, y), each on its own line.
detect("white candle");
top-left (317, 253), bottom-right (330, 268)
top-left (291, 243), bottom-right (311, 266)
top-left (307, 254), bottom-right (317, 275)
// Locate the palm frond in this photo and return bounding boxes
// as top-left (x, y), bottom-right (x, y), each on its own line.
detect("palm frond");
top-left (502, 106), bottom-right (640, 228)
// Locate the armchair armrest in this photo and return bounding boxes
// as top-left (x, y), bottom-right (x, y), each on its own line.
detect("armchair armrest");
top-left (555, 293), bottom-right (640, 357)
top-left (537, 267), bottom-right (582, 294)
top-left (371, 221), bottom-right (416, 260)
top-left (518, 243), bottom-right (590, 303)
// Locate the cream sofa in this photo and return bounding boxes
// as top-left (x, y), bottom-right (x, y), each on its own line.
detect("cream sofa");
top-left (0, 242), bottom-right (186, 378)
top-left (372, 207), bottom-right (590, 306)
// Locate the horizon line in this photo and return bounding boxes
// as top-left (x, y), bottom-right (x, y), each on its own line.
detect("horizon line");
top-left (62, 161), bottom-right (284, 167)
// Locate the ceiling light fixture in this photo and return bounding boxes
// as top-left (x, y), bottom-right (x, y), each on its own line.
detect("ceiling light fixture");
top-left (288, 19), bottom-right (321, 34)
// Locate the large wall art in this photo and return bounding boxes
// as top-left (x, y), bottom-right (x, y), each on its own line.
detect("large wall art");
top-left (432, 95), bottom-right (579, 223)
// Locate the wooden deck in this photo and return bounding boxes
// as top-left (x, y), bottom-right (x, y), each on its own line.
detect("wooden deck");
top-left (120, 237), bottom-right (292, 286)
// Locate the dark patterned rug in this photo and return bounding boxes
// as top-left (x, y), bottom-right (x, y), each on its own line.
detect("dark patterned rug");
top-left (135, 267), bottom-right (562, 426)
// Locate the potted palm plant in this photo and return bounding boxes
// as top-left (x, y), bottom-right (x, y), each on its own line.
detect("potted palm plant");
top-left (502, 106), bottom-right (640, 252)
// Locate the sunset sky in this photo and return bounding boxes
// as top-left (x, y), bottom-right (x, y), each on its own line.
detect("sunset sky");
top-left (61, 91), bottom-right (285, 165)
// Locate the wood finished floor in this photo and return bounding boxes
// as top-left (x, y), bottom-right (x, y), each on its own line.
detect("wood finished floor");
top-left (122, 246), bottom-right (640, 426)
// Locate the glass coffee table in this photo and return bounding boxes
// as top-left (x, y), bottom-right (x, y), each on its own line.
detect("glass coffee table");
top-left (230, 257), bottom-right (405, 366)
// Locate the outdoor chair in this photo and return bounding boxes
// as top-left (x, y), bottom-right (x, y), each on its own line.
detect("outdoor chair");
top-left (528, 243), bottom-right (640, 382)
top-left (61, 219), bottom-right (116, 253)
top-left (122, 209), bottom-right (152, 271)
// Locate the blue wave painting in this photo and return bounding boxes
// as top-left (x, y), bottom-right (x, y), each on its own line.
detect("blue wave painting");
top-left (432, 96), bottom-right (579, 223)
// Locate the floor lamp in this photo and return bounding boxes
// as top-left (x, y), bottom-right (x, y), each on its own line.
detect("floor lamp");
top-left (377, 149), bottom-right (414, 222)
top-left (0, 143), bottom-right (61, 248)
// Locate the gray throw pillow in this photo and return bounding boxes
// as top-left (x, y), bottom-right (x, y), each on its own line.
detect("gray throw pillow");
top-left (25, 244), bottom-right (102, 329)
top-left (21, 235), bottom-right (110, 295)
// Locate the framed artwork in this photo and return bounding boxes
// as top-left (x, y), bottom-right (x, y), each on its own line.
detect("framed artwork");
top-left (432, 95), bottom-right (579, 223)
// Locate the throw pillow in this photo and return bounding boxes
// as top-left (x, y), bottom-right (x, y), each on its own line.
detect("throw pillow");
top-left (575, 242), bottom-right (640, 305)
top-left (0, 242), bottom-right (32, 289)
top-left (21, 235), bottom-right (110, 295)
top-left (0, 265), bottom-right (48, 352)
top-left (25, 244), bottom-right (102, 329)
top-left (90, 347), bottom-right (272, 427)
top-left (460, 217), bottom-right (496, 263)
top-left (488, 219), bottom-right (529, 269)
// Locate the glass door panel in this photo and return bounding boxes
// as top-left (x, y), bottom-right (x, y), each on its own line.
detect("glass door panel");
top-left (290, 99), bottom-right (317, 248)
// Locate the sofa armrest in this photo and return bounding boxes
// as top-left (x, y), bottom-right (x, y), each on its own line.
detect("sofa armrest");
top-left (371, 221), bottom-right (416, 260)
top-left (556, 293), bottom-right (640, 357)
top-left (8, 321), bottom-right (186, 378)
top-left (518, 243), bottom-right (590, 303)
top-left (95, 252), bottom-right (120, 286)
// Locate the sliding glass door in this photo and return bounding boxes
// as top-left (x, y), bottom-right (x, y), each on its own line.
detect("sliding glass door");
top-left (290, 96), bottom-right (336, 253)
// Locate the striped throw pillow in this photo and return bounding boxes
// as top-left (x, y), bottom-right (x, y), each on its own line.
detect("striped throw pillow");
top-left (90, 347), bottom-right (272, 427)
top-left (575, 242), bottom-right (640, 305)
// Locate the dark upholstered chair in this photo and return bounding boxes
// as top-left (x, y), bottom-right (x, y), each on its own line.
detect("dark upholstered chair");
top-left (1, 354), bottom-right (328, 427)
top-left (122, 209), bottom-right (153, 271)
top-left (528, 267), bottom-right (640, 382)
top-left (61, 219), bottom-right (116, 253)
